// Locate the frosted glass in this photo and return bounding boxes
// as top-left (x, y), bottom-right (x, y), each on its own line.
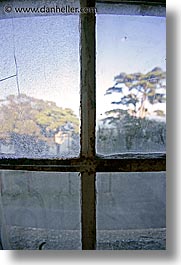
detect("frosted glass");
top-left (96, 172), bottom-right (166, 250)
top-left (96, 15), bottom-right (166, 155)
top-left (0, 171), bottom-right (81, 250)
top-left (0, 14), bottom-right (80, 158)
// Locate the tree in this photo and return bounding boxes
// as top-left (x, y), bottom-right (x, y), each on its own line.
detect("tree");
top-left (97, 67), bottom-right (166, 153)
top-left (105, 67), bottom-right (166, 119)
top-left (0, 94), bottom-right (79, 156)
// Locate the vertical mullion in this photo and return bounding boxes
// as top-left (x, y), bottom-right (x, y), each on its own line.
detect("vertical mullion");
top-left (80, 0), bottom-right (96, 158)
top-left (81, 171), bottom-right (96, 250)
top-left (80, 0), bottom-right (96, 250)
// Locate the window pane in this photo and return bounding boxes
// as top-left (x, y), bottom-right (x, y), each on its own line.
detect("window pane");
top-left (96, 14), bottom-right (166, 155)
top-left (0, 13), bottom-right (80, 158)
top-left (96, 172), bottom-right (166, 250)
top-left (0, 171), bottom-right (81, 250)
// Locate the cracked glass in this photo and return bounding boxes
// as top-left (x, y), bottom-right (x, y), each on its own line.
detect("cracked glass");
top-left (0, 14), bottom-right (80, 159)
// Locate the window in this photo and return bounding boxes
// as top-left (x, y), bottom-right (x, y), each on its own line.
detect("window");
top-left (0, 0), bottom-right (166, 250)
top-left (0, 5), bottom-right (80, 159)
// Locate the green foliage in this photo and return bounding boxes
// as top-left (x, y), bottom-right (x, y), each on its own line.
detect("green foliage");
top-left (98, 111), bottom-right (166, 153)
top-left (105, 67), bottom-right (166, 119)
top-left (0, 94), bottom-right (79, 144)
top-left (97, 67), bottom-right (166, 154)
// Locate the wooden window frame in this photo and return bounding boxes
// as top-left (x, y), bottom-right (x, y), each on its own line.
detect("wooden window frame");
top-left (0, 0), bottom-right (166, 250)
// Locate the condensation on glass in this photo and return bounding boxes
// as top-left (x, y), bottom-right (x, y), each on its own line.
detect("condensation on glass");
top-left (0, 1), bottom-right (80, 159)
top-left (96, 5), bottom-right (166, 155)
top-left (0, 171), bottom-right (81, 250)
top-left (96, 172), bottom-right (166, 250)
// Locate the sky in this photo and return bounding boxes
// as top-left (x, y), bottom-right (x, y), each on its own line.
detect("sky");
top-left (0, 13), bottom-right (166, 119)
top-left (0, 15), bottom-right (80, 115)
top-left (96, 15), bottom-right (166, 118)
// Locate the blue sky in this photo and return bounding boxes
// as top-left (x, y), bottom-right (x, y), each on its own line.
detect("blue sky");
top-left (0, 15), bottom-right (80, 114)
top-left (96, 15), bottom-right (166, 117)
top-left (0, 14), bottom-right (166, 118)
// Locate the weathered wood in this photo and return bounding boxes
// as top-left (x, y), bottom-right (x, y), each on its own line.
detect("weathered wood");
top-left (0, 0), bottom-right (166, 250)
top-left (96, 153), bottom-right (166, 172)
top-left (80, 0), bottom-right (96, 250)
top-left (0, 153), bottom-right (166, 172)
top-left (96, 0), bottom-right (166, 17)
top-left (81, 172), bottom-right (96, 250)
top-left (80, 0), bottom-right (96, 158)
top-left (96, 152), bottom-right (166, 159)
top-left (96, 0), bottom-right (166, 6)
top-left (96, 158), bottom-right (166, 172)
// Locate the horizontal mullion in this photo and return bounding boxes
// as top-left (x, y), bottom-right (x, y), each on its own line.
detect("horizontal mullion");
top-left (96, 158), bottom-right (166, 172)
top-left (96, 152), bottom-right (166, 172)
top-left (0, 152), bottom-right (166, 172)
top-left (0, 158), bottom-right (79, 166)
top-left (96, 0), bottom-right (166, 6)
top-left (0, 158), bottom-right (81, 172)
top-left (0, 165), bottom-right (81, 172)
top-left (96, 152), bottom-right (166, 160)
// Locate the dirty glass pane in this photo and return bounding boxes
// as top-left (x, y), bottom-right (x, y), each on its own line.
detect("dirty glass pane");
top-left (96, 172), bottom-right (166, 250)
top-left (0, 12), bottom-right (80, 158)
top-left (96, 13), bottom-right (166, 155)
top-left (0, 171), bottom-right (81, 250)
